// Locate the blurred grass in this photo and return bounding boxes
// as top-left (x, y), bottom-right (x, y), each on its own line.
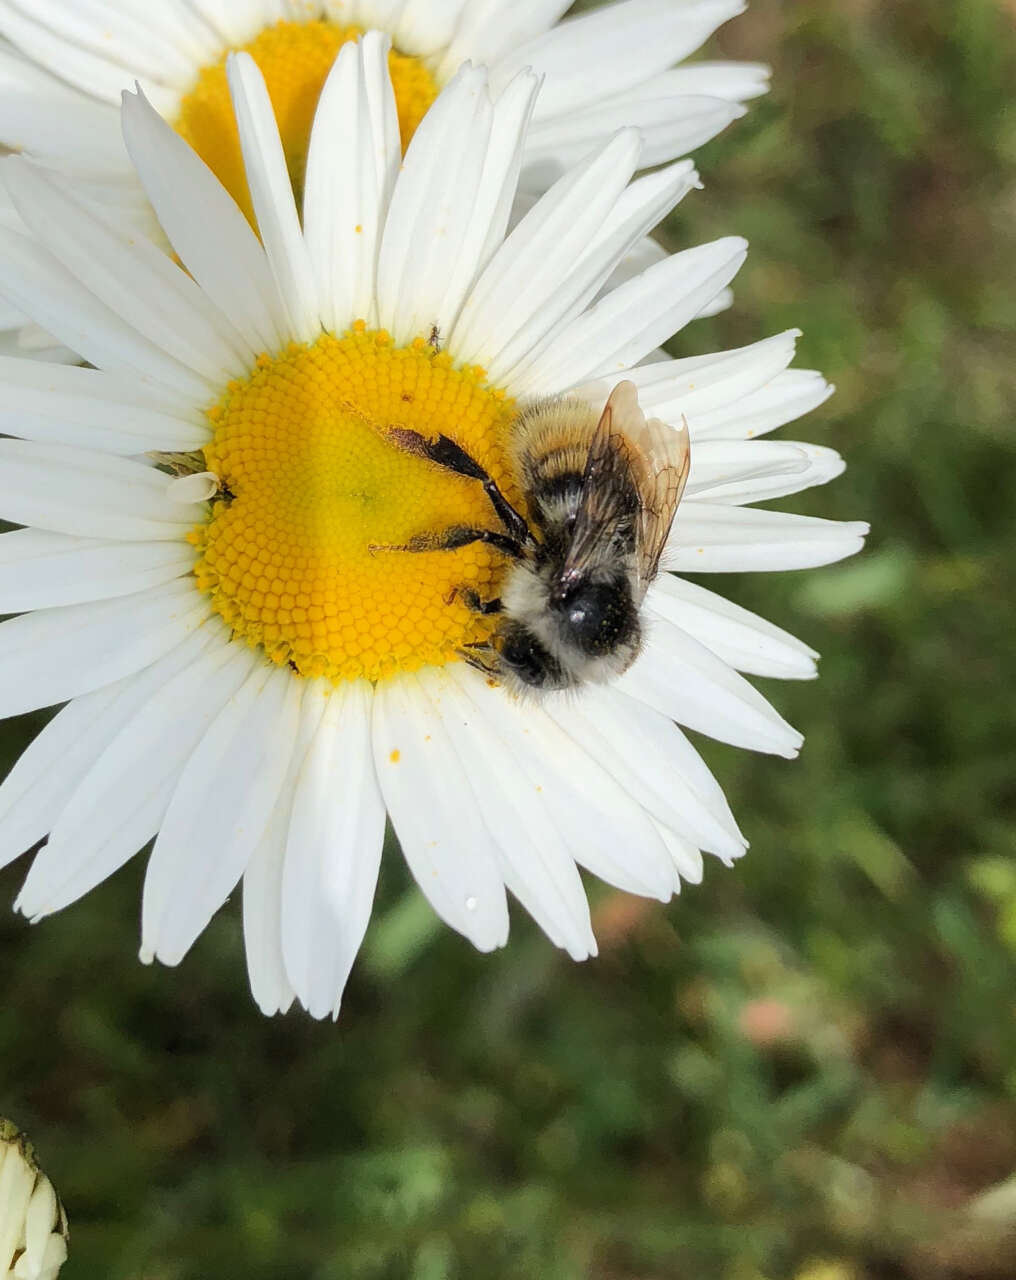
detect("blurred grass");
top-left (2, 2), bottom-right (1016, 1277)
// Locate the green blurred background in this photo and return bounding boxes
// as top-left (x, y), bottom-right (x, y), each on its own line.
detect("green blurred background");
top-left (3, 2), bottom-right (1016, 1276)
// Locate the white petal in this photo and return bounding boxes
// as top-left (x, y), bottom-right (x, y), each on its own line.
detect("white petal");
top-left (121, 86), bottom-right (286, 357)
top-left (692, 369), bottom-right (835, 440)
top-left (0, 43), bottom-right (128, 169)
top-left (694, 286), bottom-right (734, 319)
top-left (282, 679), bottom-right (385, 1018)
top-left (0, 1144), bottom-right (34, 1264)
top-left (524, 237), bottom-right (747, 392)
top-left (372, 668), bottom-right (510, 951)
top-left (0, 1), bottom-right (178, 111)
top-left (189, 0), bottom-right (273, 45)
top-left (504, 160), bottom-right (702, 393)
top-left (376, 63), bottom-right (491, 344)
top-left (111, 0), bottom-right (222, 63)
top-left (684, 439), bottom-right (809, 498)
top-left (666, 504), bottom-right (870, 571)
top-left (0, 440), bottom-right (209, 539)
top-left (227, 52), bottom-right (319, 344)
top-left (3, 156), bottom-right (251, 383)
top-left (449, 128), bottom-right (642, 377)
top-left (617, 617), bottom-right (804, 757)
top-left (523, 93), bottom-right (743, 188)
top-left (0, 355), bottom-right (208, 453)
top-left (303, 32), bottom-right (400, 333)
top-left (378, 64), bottom-right (540, 345)
top-left (0, 529), bottom-right (193, 611)
top-left (0, 222), bottom-right (213, 398)
top-left (243, 677), bottom-right (332, 1017)
top-left (491, 0), bottom-right (746, 120)
top-left (141, 662), bottom-right (302, 966)
top-left (615, 330), bottom-right (802, 423)
top-left (441, 664), bottom-right (676, 901)
top-left (650, 61), bottom-right (770, 103)
top-left (167, 472), bottom-right (219, 504)
top-left (242, 806), bottom-right (296, 1017)
top-left (1, 0), bottom-right (201, 89)
top-left (653, 820), bottom-right (706, 886)
top-left (647, 574), bottom-right (818, 680)
top-left (578, 161), bottom-right (699, 269)
top-left (546, 684), bottom-right (746, 860)
top-left (443, 664), bottom-right (597, 960)
top-left (597, 231), bottom-right (667, 294)
top-left (437, 0), bottom-right (570, 78)
top-left (0, 625), bottom-right (216, 873)
top-left (337, 0), bottom-right (404, 26)
top-left (22, 1176), bottom-right (61, 1268)
top-left (393, 0), bottom-right (470, 55)
top-left (690, 441), bottom-right (845, 505)
top-left (0, 578), bottom-right (209, 719)
top-left (17, 633), bottom-right (254, 919)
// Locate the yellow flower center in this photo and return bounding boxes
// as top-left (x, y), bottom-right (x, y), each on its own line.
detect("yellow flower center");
top-left (174, 19), bottom-right (439, 223)
top-left (191, 327), bottom-right (520, 684)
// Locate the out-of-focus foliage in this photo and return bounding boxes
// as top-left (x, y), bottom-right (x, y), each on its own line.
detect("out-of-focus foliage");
top-left (2, 2), bottom-right (1015, 1277)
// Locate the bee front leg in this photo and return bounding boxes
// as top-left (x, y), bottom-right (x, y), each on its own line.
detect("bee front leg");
top-left (382, 427), bottom-right (532, 548)
top-left (369, 525), bottom-right (522, 558)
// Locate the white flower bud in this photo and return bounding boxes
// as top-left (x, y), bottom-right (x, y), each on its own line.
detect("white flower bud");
top-left (0, 1121), bottom-right (67, 1280)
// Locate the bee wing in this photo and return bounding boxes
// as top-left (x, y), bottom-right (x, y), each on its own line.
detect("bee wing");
top-left (556, 382), bottom-right (644, 591)
top-left (560, 381), bottom-right (689, 601)
top-left (633, 410), bottom-right (690, 600)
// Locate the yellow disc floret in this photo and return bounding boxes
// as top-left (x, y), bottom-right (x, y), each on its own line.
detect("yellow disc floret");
top-left (174, 20), bottom-right (439, 223)
top-left (192, 327), bottom-right (520, 684)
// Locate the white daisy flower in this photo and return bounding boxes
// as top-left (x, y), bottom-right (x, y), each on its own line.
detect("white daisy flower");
top-left (0, 0), bottom-right (766, 357)
top-left (0, 1120), bottom-right (68, 1280)
top-left (0, 43), bottom-right (866, 1018)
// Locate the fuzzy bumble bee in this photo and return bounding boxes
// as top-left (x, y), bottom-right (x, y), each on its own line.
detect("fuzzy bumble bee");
top-left (377, 380), bottom-right (690, 695)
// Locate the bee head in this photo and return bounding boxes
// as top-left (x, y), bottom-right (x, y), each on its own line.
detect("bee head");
top-left (552, 578), bottom-right (639, 658)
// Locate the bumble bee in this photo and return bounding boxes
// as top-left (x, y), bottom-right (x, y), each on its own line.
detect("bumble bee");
top-left (376, 380), bottom-right (690, 695)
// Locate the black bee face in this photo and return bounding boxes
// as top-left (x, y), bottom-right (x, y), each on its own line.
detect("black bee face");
top-left (499, 623), bottom-right (570, 691)
top-left (553, 578), bottom-right (639, 657)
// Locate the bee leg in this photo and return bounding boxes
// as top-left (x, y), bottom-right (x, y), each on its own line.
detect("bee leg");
top-left (370, 525), bottom-right (522, 558)
top-left (458, 642), bottom-right (500, 677)
top-left (459, 588), bottom-right (503, 615)
top-left (384, 428), bottom-right (532, 547)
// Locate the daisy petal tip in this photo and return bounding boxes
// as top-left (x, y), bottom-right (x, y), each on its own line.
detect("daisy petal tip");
top-left (359, 27), bottom-right (392, 57)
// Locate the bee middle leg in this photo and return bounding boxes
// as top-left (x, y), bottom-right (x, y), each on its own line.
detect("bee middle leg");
top-left (384, 427), bottom-right (531, 547)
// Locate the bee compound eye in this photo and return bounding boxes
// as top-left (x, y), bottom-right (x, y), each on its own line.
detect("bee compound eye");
top-left (501, 628), bottom-right (560, 688)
